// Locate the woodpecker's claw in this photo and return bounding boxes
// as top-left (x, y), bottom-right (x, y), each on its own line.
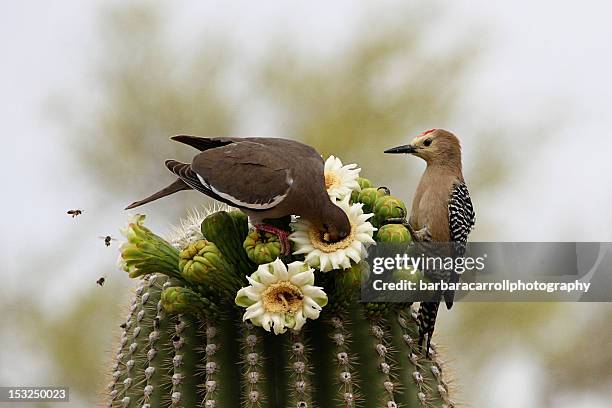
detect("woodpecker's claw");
top-left (409, 225), bottom-right (432, 243)
top-left (381, 206), bottom-right (409, 227)
top-left (377, 186), bottom-right (391, 195)
top-left (380, 206), bottom-right (432, 242)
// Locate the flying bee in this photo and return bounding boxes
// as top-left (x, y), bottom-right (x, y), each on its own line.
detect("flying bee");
top-left (99, 235), bottom-right (117, 247)
top-left (96, 277), bottom-right (106, 287)
top-left (67, 209), bottom-right (83, 218)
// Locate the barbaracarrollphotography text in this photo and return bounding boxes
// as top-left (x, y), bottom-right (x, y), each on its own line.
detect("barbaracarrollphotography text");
top-left (362, 242), bottom-right (612, 302)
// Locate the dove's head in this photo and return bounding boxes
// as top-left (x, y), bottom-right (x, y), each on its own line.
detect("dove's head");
top-left (319, 202), bottom-right (351, 243)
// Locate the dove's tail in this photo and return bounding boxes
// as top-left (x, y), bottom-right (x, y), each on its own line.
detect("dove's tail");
top-left (125, 178), bottom-right (191, 210)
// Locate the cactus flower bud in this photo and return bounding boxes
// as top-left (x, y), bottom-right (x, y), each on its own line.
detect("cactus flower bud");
top-left (357, 187), bottom-right (387, 214)
top-left (351, 177), bottom-right (373, 203)
top-left (243, 230), bottom-right (282, 265)
top-left (179, 240), bottom-right (231, 285)
top-left (372, 195), bottom-right (407, 227)
top-left (376, 224), bottom-right (411, 244)
top-left (119, 215), bottom-right (181, 279)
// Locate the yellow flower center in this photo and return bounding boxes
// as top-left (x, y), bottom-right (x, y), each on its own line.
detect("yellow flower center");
top-left (308, 224), bottom-right (356, 253)
top-left (325, 171), bottom-right (341, 190)
top-left (261, 281), bottom-right (304, 314)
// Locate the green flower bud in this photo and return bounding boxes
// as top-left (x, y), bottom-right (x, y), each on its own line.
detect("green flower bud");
top-left (119, 215), bottom-right (181, 279)
top-left (351, 177), bottom-right (373, 203)
top-left (161, 286), bottom-right (213, 316)
top-left (243, 230), bottom-right (282, 265)
top-left (357, 187), bottom-right (387, 214)
top-left (376, 224), bottom-right (411, 244)
top-left (179, 240), bottom-right (231, 285)
top-left (373, 195), bottom-right (407, 226)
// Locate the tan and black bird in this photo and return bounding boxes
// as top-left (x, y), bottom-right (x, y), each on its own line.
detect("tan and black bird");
top-left (385, 128), bottom-right (475, 354)
top-left (126, 136), bottom-right (350, 253)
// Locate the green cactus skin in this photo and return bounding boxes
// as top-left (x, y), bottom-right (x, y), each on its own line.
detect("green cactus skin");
top-left (110, 208), bottom-right (457, 408)
top-left (328, 315), bottom-right (359, 407)
top-left (240, 321), bottom-right (266, 407)
top-left (227, 210), bottom-right (250, 242)
top-left (287, 330), bottom-right (313, 408)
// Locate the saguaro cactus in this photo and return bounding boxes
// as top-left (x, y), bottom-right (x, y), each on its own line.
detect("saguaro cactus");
top-left (107, 163), bottom-right (458, 408)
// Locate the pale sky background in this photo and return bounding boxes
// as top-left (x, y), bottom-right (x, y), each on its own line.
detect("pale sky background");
top-left (1, 1), bottom-right (611, 407)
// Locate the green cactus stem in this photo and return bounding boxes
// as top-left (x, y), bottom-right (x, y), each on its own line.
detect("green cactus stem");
top-left (329, 315), bottom-right (359, 407)
top-left (107, 279), bottom-right (146, 406)
top-left (161, 286), bottom-right (220, 321)
top-left (140, 276), bottom-right (175, 408)
top-left (287, 329), bottom-right (314, 408)
top-left (240, 321), bottom-right (266, 407)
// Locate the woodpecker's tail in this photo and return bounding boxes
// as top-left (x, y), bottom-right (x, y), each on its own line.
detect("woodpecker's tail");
top-left (125, 178), bottom-right (191, 210)
top-left (417, 301), bottom-right (440, 357)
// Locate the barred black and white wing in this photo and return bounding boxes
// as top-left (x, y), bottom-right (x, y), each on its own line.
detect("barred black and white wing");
top-left (448, 182), bottom-right (475, 255)
top-left (442, 182), bottom-right (475, 309)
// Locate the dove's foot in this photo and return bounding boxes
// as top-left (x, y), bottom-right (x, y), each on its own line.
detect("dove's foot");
top-left (254, 224), bottom-right (292, 255)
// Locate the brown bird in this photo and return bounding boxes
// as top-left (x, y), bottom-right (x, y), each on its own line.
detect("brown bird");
top-left (385, 129), bottom-right (475, 354)
top-left (125, 136), bottom-right (350, 253)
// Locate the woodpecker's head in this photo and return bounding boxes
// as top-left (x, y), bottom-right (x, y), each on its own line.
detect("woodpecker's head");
top-left (384, 128), bottom-right (462, 167)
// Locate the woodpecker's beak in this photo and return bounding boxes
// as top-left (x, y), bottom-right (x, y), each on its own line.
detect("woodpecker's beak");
top-left (384, 144), bottom-right (416, 154)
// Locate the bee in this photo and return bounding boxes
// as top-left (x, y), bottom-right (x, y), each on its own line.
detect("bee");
top-left (120, 323), bottom-right (127, 329)
top-left (98, 235), bottom-right (117, 247)
top-left (67, 209), bottom-right (83, 218)
top-left (154, 317), bottom-right (161, 330)
top-left (96, 277), bottom-right (106, 287)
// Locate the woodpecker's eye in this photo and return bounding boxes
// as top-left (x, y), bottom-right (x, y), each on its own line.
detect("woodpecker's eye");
top-left (423, 138), bottom-right (433, 147)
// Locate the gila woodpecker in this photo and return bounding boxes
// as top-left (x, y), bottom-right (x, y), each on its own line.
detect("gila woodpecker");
top-left (384, 128), bottom-right (475, 355)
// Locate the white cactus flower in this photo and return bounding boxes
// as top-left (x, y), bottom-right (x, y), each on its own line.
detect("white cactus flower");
top-left (324, 155), bottom-right (361, 201)
top-left (289, 197), bottom-right (376, 272)
top-left (235, 259), bottom-right (328, 335)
